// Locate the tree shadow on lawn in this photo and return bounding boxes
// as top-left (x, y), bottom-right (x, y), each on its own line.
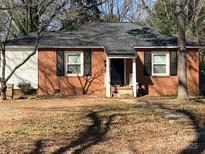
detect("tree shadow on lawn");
top-left (53, 111), bottom-right (116, 154)
top-left (29, 140), bottom-right (44, 154)
top-left (29, 101), bottom-right (205, 154)
top-left (30, 111), bottom-right (116, 154)
top-left (178, 109), bottom-right (205, 154)
top-left (145, 102), bottom-right (205, 154)
top-left (189, 97), bottom-right (205, 104)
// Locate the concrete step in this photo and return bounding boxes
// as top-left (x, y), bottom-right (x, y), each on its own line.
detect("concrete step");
top-left (112, 93), bottom-right (134, 98)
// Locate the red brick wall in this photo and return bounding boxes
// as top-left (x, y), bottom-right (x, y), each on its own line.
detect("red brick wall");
top-left (136, 48), bottom-right (199, 96)
top-left (37, 47), bottom-right (199, 97)
top-left (37, 48), bottom-right (106, 96)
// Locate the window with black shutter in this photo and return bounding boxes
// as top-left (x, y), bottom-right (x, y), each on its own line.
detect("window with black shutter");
top-left (144, 51), bottom-right (177, 76)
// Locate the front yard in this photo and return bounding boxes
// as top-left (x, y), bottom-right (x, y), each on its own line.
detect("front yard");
top-left (0, 96), bottom-right (205, 154)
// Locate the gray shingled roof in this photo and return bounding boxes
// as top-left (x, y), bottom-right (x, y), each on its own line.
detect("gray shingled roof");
top-left (7, 22), bottom-right (198, 56)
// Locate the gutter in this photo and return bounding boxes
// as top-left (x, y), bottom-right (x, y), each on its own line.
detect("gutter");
top-left (134, 46), bottom-right (203, 49)
top-left (6, 45), bottom-right (105, 49)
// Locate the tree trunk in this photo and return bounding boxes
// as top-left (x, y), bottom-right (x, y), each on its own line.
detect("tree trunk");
top-left (1, 48), bottom-right (6, 100)
top-left (1, 82), bottom-right (6, 100)
top-left (176, 0), bottom-right (189, 101)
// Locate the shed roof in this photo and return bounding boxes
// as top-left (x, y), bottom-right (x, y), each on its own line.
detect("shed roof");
top-left (7, 22), bottom-right (198, 56)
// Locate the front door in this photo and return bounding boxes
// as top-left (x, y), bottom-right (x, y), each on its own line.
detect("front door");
top-left (111, 59), bottom-right (124, 86)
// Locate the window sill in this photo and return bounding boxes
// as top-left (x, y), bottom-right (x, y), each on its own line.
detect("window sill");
top-left (151, 75), bottom-right (171, 78)
top-left (66, 74), bottom-right (83, 77)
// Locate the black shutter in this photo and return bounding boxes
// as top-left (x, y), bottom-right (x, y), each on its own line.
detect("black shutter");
top-left (170, 51), bottom-right (177, 76)
top-left (84, 50), bottom-right (92, 76)
top-left (144, 51), bottom-right (151, 76)
top-left (56, 51), bottom-right (65, 76)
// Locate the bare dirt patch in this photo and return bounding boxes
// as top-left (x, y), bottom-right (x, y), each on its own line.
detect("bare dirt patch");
top-left (0, 96), bottom-right (203, 153)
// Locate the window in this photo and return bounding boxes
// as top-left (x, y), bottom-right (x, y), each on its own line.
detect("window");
top-left (152, 52), bottom-right (170, 76)
top-left (66, 52), bottom-right (83, 76)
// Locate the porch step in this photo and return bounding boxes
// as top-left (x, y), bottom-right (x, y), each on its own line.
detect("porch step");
top-left (113, 93), bottom-right (134, 98)
top-left (118, 89), bottom-right (133, 95)
top-left (112, 86), bottom-right (133, 98)
top-left (114, 86), bottom-right (132, 90)
top-left (112, 88), bottom-right (133, 98)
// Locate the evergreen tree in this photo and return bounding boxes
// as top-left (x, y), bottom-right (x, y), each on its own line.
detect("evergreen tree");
top-left (147, 0), bottom-right (177, 35)
top-left (59, 0), bottom-right (102, 31)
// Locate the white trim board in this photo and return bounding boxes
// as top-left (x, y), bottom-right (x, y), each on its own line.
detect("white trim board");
top-left (135, 46), bottom-right (201, 49)
top-left (124, 59), bottom-right (126, 85)
top-left (6, 45), bottom-right (201, 50)
top-left (107, 56), bottom-right (136, 59)
top-left (5, 46), bottom-right (36, 51)
top-left (7, 45), bottom-right (105, 49)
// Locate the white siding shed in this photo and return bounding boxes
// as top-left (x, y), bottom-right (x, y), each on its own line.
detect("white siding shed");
top-left (0, 47), bottom-right (38, 89)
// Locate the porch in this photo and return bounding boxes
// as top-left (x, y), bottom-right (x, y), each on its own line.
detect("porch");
top-left (105, 55), bottom-right (137, 98)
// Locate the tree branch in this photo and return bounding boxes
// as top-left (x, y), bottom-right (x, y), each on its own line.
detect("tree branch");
top-left (5, 32), bottom-right (40, 83)
top-left (139, 0), bottom-right (159, 30)
top-left (4, 0), bottom-right (68, 83)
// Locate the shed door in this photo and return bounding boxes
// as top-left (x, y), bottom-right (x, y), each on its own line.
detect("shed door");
top-left (111, 59), bottom-right (124, 86)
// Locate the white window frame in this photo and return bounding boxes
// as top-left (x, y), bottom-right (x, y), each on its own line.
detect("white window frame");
top-left (65, 51), bottom-right (84, 76)
top-left (151, 52), bottom-right (170, 76)
top-left (0, 51), bottom-right (1, 67)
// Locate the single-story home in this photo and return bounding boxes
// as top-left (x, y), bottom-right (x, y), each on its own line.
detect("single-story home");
top-left (3, 22), bottom-right (200, 97)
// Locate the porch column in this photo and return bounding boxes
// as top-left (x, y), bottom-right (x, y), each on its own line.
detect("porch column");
top-left (132, 57), bottom-right (137, 97)
top-left (106, 57), bottom-right (111, 98)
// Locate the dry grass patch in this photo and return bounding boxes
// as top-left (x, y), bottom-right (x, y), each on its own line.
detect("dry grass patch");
top-left (0, 96), bottom-right (202, 153)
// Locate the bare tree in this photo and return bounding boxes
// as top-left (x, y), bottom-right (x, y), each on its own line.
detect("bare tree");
top-left (139, 0), bottom-right (158, 28)
top-left (0, 0), bottom-right (68, 100)
top-left (101, 0), bottom-right (142, 22)
top-left (176, 0), bottom-right (189, 101)
top-left (186, 0), bottom-right (205, 43)
top-left (0, 0), bottom-right (70, 35)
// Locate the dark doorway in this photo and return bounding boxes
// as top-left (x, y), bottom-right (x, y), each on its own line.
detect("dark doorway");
top-left (200, 70), bottom-right (205, 96)
top-left (111, 59), bottom-right (124, 86)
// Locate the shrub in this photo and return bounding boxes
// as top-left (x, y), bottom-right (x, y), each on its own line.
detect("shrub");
top-left (18, 81), bottom-right (33, 96)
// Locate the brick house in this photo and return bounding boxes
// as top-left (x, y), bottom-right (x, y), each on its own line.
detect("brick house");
top-left (5, 23), bottom-right (200, 97)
